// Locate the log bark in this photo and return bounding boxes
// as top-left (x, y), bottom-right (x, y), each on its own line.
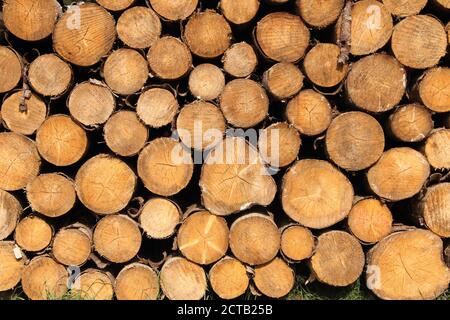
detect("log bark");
top-left (209, 257), bottom-right (249, 299)
top-left (52, 224), bottom-right (92, 267)
top-left (423, 129), bottom-right (450, 169)
top-left (15, 215), bottom-right (53, 252)
top-left (136, 87), bottom-right (179, 128)
top-left (254, 257), bottom-right (295, 298)
top-left (0, 241), bottom-right (26, 292)
top-left (262, 62), bottom-right (304, 100)
top-left (0, 190), bottom-right (22, 240)
top-left (139, 198), bottom-right (181, 240)
top-left (280, 225), bottom-right (315, 262)
top-left (0, 46), bottom-right (22, 94)
top-left (188, 64), bottom-right (225, 101)
top-left (222, 42), bottom-right (258, 78)
top-left (297, 0), bottom-right (344, 28)
top-left (387, 104), bottom-right (433, 142)
top-left (416, 67), bottom-right (450, 113)
top-left (115, 263), bottom-right (159, 300)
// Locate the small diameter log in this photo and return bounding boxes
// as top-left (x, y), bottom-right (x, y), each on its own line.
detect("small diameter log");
top-left (115, 263), bottom-right (159, 300)
top-left (93, 214), bottom-right (142, 263)
top-left (176, 101), bottom-right (226, 150)
top-left (53, 3), bottom-right (116, 67)
top-left (26, 173), bottom-right (76, 218)
top-left (15, 215), bottom-right (52, 252)
top-left (178, 210), bottom-right (229, 265)
top-left (367, 229), bottom-right (450, 300)
top-left (280, 225), bottom-right (315, 262)
top-left (258, 122), bottom-right (301, 168)
top-left (296, 0), bottom-right (344, 28)
top-left (310, 231), bottom-right (364, 287)
top-left (3, 0), bottom-right (60, 41)
top-left (347, 198), bottom-right (393, 244)
top-left (184, 11), bottom-right (232, 58)
top-left (28, 54), bottom-right (73, 97)
top-left (68, 81), bottom-right (115, 127)
top-left (382, 0), bottom-right (427, 16)
top-left (139, 198), bottom-right (181, 239)
top-left (209, 257), bottom-right (249, 299)
top-left (75, 155), bottom-right (137, 215)
top-left (137, 138), bottom-right (194, 196)
top-left (104, 111), bottom-right (148, 157)
top-left (346, 54), bottom-right (406, 113)
top-left (52, 225), bottom-right (92, 267)
top-left (36, 115), bottom-right (88, 166)
top-left (255, 12), bottom-right (310, 62)
top-left (222, 42), bottom-right (258, 78)
top-left (0, 190), bottom-right (21, 240)
top-left (424, 129), bottom-right (450, 169)
top-left (303, 43), bottom-right (348, 88)
top-left (262, 62), bottom-right (303, 100)
top-left (188, 64), bottom-right (225, 101)
top-left (117, 6), bottom-right (161, 49)
top-left (367, 147), bottom-right (430, 201)
top-left (229, 213), bottom-right (280, 265)
top-left (200, 137), bottom-right (277, 216)
top-left (388, 104), bottom-right (433, 142)
top-left (286, 89), bottom-right (332, 136)
top-left (147, 36), bottom-right (192, 80)
top-left (137, 87), bottom-right (179, 128)
top-left (415, 183), bottom-right (450, 238)
top-left (326, 111), bottom-right (385, 171)
top-left (417, 67), bottom-right (450, 113)
top-left (0, 46), bottom-right (22, 93)
top-left (282, 159), bottom-right (354, 229)
top-left (96, 0), bottom-right (134, 11)
top-left (74, 270), bottom-right (114, 300)
top-left (104, 48), bottom-right (148, 95)
top-left (1, 91), bottom-right (47, 135)
top-left (21, 256), bottom-right (68, 300)
top-left (220, 0), bottom-right (260, 25)
top-left (391, 15), bottom-right (447, 69)
top-left (160, 257), bottom-right (207, 300)
top-left (148, 0), bottom-right (198, 21)
top-left (0, 241), bottom-right (26, 292)
top-left (254, 257), bottom-right (295, 298)
top-left (0, 132), bottom-right (40, 191)
top-left (220, 79), bottom-right (269, 128)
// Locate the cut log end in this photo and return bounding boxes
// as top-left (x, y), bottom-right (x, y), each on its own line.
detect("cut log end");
top-left (262, 62), bottom-right (304, 100)
top-left (0, 46), bottom-right (22, 94)
top-left (418, 67), bottom-right (450, 113)
top-left (382, 0), bottom-right (427, 17)
top-left (280, 225), bottom-right (315, 262)
top-left (139, 198), bottom-right (181, 239)
top-left (52, 226), bottom-right (92, 267)
top-left (0, 190), bottom-right (21, 240)
top-left (96, 0), bottom-right (134, 11)
top-left (209, 257), bottom-right (249, 299)
top-left (222, 42), bottom-right (258, 78)
top-left (220, 0), bottom-right (260, 25)
top-left (136, 87), bottom-right (179, 128)
top-left (388, 104), bottom-right (433, 142)
top-left (424, 129), bottom-right (450, 169)
top-left (75, 270), bottom-right (114, 300)
top-left (188, 64), bottom-right (225, 101)
top-left (254, 257), bottom-right (295, 298)
top-left (0, 241), bottom-right (26, 292)
top-left (115, 263), bottom-right (159, 300)
top-left (297, 0), bottom-right (344, 28)
top-left (15, 216), bottom-right (52, 252)
top-left (149, 0), bottom-right (198, 21)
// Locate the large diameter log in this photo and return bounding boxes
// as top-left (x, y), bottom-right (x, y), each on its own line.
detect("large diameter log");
top-left (297, 0), bottom-right (344, 28)
top-left (0, 190), bottom-right (21, 240)
top-left (188, 64), bottom-right (225, 101)
top-left (74, 269), bottom-right (114, 300)
top-left (0, 46), bottom-right (22, 93)
top-left (325, 111), bottom-right (385, 171)
top-left (255, 12), bottom-right (310, 62)
top-left (96, 0), bottom-right (134, 11)
top-left (209, 257), bottom-right (249, 299)
top-left (139, 198), bottom-right (181, 239)
top-left (115, 263), bottom-right (159, 300)
top-left (387, 104), bottom-right (433, 142)
top-left (254, 257), bottom-right (295, 298)
top-left (136, 87), bottom-right (179, 128)
top-left (184, 11), bottom-right (232, 58)
top-left (220, 0), bottom-right (260, 25)
top-left (21, 256), bottom-right (68, 300)
top-left (93, 215), bottom-right (141, 263)
top-left (280, 225), bottom-right (315, 262)
top-left (137, 138), bottom-right (194, 196)
top-left (392, 15), bottom-right (447, 69)
top-left (0, 132), bottom-right (40, 191)
top-left (3, 0), bottom-right (60, 41)
top-left (262, 62), bottom-right (304, 100)
top-left (222, 42), bottom-right (258, 78)
top-left (423, 129), bottom-right (450, 169)
top-left (178, 210), bottom-right (229, 265)
top-left (149, 0), bottom-right (198, 21)
top-left (346, 54), bottom-right (406, 113)
top-left (229, 213), bottom-right (280, 265)
top-left (15, 215), bottom-right (52, 252)
top-left (53, 3), bottom-right (116, 67)
top-left (367, 147), bottom-right (430, 201)
top-left (0, 241), bottom-right (26, 292)
top-left (417, 67), bottom-right (450, 113)
top-left (367, 229), bottom-right (450, 300)
top-left (160, 257), bottom-right (207, 300)
top-left (282, 159), bottom-right (354, 229)
top-left (310, 231), bottom-right (364, 287)
top-left (52, 225), bottom-right (92, 267)
top-left (75, 155), bottom-right (136, 214)
top-left (382, 0), bottom-right (427, 16)
top-left (200, 137), bottom-right (276, 216)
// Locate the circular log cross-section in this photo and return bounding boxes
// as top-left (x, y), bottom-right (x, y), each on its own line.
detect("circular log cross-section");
top-left (392, 15), bottom-right (447, 69)
top-left (0, 132), bottom-right (40, 191)
top-left (418, 67), bottom-right (450, 113)
top-left (52, 226), bottom-right (92, 267)
top-left (93, 215), bottom-right (141, 263)
top-left (229, 213), bottom-right (280, 266)
top-left (148, 0), bottom-right (198, 21)
top-left (75, 270), bottom-right (114, 300)
top-left (220, 0), bottom-right (260, 25)
top-left (26, 173), bottom-right (76, 218)
top-left (255, 12), bottom-right (310, 62)
top-left (382, 0), bottom-right (427, 16)
top-left (136, 87), bottom-right (179, 128)
top-left (160, 257), bottom-right (207, 300)
top-left (254, 257), bottom-right (295, 298)
top-left (262, 62), bottom-right (304, 100)
top-left (137, 138), bottom-right (194, 196)
top-left (280, 225), bottom-right (315, 262)
top-left (424, 129), bottom-right (450, 169)
top-left (388, 104), bottom-right (433, 142)
top-left (282, 159), bottom-right (354, 229)
top-left (75, 155), bottom-right (137, 215)
top-left (0, 46), bottom-right (22, 93)
top-left (367, 230), bottom-right (450, 300)
top-left (326, 111), bottom-right (385, 171)
top-left (15, 216), bottom-right (52, 252)
top-left (367, 147), bottom-right (430, 201)
top-left (297, 0), bottom-right (344, 28)
top-left (36, 115), bottom-right (88, 167)
top-left (178, 210), bottom-right (229, 265)
top-left (96, 0), bottom-right (134, 11)
top-left (0, 241), bottom-right (26, 292)
top-left (346, 54), bottom-right (406, 113)
top-left (53, 3), bottom-right (116, 67)
top-left (0, 190), bottom-right (21, 240)
top-left (222, 42), bottom-right (258, 78)
top-left (115, 263), bottom-right (159, 300)
top-left (139, 198), bottom-right (181, 239)
top-left (188, 64), bottom-right (225, 101)
top-left (209, 257), bottom-right (249, 300)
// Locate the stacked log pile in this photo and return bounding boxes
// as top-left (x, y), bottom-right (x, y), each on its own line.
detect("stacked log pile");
top-left (0, 0), bottom-right (449, 300)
